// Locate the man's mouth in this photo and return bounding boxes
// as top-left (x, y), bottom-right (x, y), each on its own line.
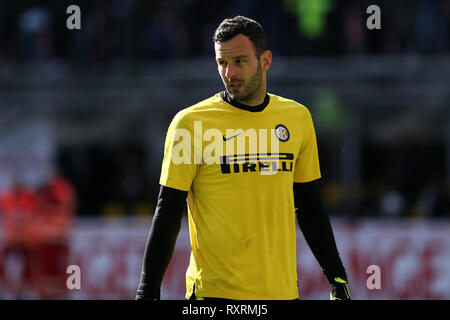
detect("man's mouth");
top-left (229, 82), bottom-right (243, 90)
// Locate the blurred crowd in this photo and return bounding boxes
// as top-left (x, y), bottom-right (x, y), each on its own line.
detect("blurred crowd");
top-left (0, 166), bottom-right (76, 298)
top-left (57, 142), bottom-right (158, 218)
top-left (0, 0), bottom-right (449, 220)
top-left (0, 0), bottom-right (449, 71)
top-left (330, 141), bottom-right (450, 220)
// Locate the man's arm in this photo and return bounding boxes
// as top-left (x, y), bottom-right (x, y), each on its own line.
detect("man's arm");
top-left (136, 185), bottom-right (188, 300)
top-left (294, 180), bottom-right (351, 300)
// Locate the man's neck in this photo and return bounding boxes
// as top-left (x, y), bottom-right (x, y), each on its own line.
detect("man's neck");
top-left (221, 91), bottom-right (270, 112)
top-left (235, 91), bottom-right (267, 107)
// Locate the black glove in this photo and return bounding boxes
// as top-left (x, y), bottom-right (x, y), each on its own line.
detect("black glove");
top-left (329, 277), bottom-right (351, 300)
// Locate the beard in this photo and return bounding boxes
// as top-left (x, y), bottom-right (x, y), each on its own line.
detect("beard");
top-left (225, 62), bottom-right (263, 104)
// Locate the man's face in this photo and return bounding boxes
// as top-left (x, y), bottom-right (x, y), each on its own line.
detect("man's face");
top-left (215, 34), bottom-right (270, 105)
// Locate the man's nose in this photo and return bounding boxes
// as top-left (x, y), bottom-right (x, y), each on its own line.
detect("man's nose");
top-left (225, 63), bottom-right (238, 80)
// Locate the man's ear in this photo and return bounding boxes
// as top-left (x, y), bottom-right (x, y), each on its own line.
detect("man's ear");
top-left (260, 50), bottom-right (272, 72)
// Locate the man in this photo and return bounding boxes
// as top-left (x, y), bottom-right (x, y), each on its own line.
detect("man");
top-left (0, 177), bottom-right (39, 298)
top-left (34, 169), bottom-right (76, 299)
top-left (136, 16), bottom-right (350, 300)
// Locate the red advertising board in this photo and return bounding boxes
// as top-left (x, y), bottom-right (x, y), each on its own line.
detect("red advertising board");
top-left (1, 218), bottom-right (449, 299)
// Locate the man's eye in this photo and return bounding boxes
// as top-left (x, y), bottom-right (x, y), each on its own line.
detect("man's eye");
top-left (219, 61), bottom-right (227, 66)
top-left (236, 59), bottom-right (244, 64)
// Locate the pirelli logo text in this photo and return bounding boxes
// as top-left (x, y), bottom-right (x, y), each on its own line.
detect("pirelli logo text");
top-left (220, 153), bottom-right (294, 175)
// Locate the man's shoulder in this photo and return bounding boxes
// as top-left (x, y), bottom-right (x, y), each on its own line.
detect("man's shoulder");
top-left (268, 93), bottom-right (311, 116)
top-left (173, 93), bottom-right (224, 119)
top-left (181, 93), bottom-right (224, 114)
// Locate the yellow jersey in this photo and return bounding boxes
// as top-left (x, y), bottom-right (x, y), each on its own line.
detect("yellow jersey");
top-left (159, 92), bottom-right (321, 300)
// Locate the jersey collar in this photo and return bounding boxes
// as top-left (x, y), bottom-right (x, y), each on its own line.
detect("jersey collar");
top-left (221, 91), bottom-right (270, 112)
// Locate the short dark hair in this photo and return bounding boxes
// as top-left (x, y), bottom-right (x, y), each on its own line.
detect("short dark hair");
top-left (213, 16), bottom-right (268, 57)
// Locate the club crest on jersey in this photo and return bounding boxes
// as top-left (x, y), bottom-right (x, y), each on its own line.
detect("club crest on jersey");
top-left (275, 124), bottom-right (290, 142)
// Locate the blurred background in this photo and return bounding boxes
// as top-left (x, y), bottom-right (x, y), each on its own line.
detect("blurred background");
top-left (0, 0), bottom-right (449, 299)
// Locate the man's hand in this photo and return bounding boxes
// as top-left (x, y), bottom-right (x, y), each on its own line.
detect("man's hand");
top-left (329, 277), bottom-right (351, 300)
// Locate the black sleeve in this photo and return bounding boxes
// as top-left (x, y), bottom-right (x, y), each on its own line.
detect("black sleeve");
top-left (294, 180), bottom-right (347, 284)
top-left (136, 185), bottom-right (188, 299)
